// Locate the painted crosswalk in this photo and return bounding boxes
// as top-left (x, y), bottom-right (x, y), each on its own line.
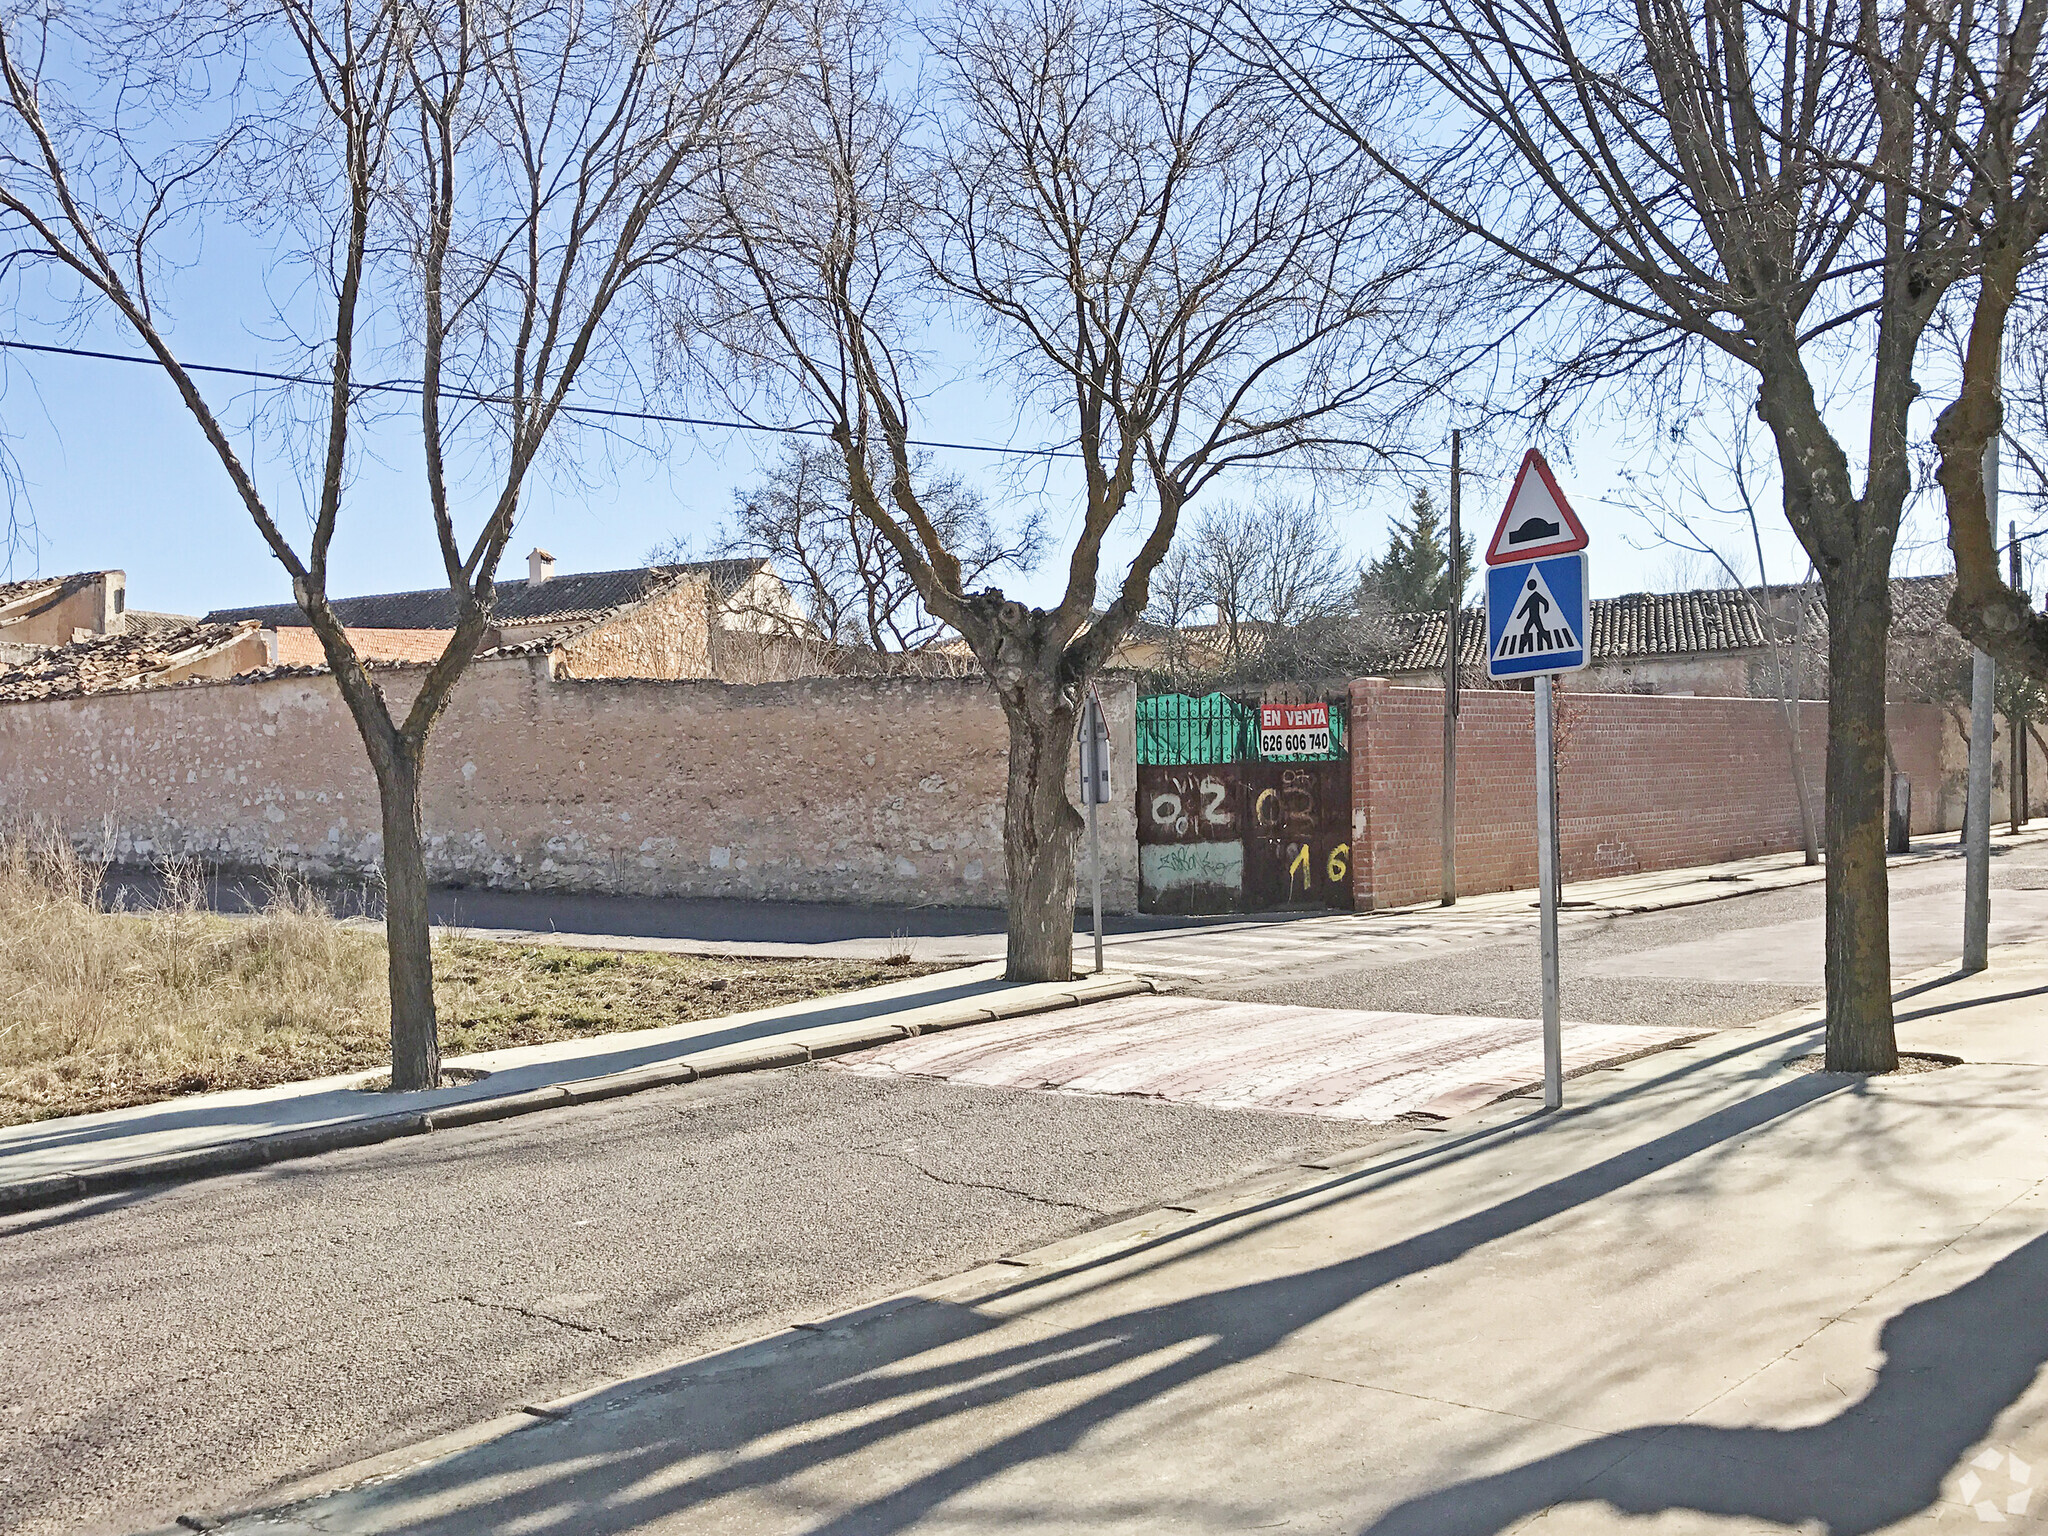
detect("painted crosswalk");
top-left (1077, 904), bottom-right (1571, 980)
top-left (833, 995), bottom-right (1699, 1121)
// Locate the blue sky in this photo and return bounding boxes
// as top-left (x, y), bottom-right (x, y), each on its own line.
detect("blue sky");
top-left (3, 322), bottom-right (1844, 621)
top-left (0, 3), bottom-right (2004, 628)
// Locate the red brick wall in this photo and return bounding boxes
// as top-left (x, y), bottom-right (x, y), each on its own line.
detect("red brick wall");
top-left (1348, 680), bottom-right (1950, 909)
top-left (270, 627), bottom-right (452, 666)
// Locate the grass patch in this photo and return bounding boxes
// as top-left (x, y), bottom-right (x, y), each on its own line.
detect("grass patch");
top-left (0, 838), bottom-right (947, 1127)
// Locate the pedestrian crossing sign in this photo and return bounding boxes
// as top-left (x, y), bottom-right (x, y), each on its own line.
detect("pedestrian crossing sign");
top-left (1486, 552), bottom-right (1588, 679)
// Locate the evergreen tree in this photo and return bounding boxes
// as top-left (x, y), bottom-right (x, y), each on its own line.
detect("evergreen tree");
top-left (1361, 488), bottom-right (1476, 615)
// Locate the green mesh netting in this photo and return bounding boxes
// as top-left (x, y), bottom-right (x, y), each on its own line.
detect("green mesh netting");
top-left (1137, 693), bottom-right (1347, 764)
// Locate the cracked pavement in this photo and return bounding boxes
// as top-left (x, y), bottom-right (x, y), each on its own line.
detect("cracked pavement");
top-left (1, 1067), bottom-right (1374, 1536)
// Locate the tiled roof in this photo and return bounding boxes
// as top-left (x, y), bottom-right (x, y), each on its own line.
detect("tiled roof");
top-left (0, 622), bottom-right (257, 701)
top-left (1389, 573), bottom-right (1958, 672)
top-left (203, 560), bottom-right (768, 633)
top-left (123, 609), bottom-right (200, 638)
top-left (1888, 571), bottom-right (1959, 633)
top-left (0, 571), bottom-right (106, 615)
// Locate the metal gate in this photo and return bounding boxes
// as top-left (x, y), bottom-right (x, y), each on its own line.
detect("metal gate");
top-left (1240, 760), bottom-right (1351, 910)
top-left (1136, 693), bottom-right (1351, 915)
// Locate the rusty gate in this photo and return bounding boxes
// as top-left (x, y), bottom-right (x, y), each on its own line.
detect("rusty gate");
top-left (1135, 693), bottom-right (1351, 915)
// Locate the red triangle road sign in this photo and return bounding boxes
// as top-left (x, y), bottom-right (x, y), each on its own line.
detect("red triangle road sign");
top-left (1485, 449), bottom-right (1590, 565)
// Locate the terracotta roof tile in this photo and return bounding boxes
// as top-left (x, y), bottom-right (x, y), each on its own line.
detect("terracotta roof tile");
top-left (0, 621), bottom-right (259, 701)
top-left (1389, 573), bottom-right (1958, 672)
top-left (0, 571), bottom-right (106, 615)
top-left (202, 560), bottom-right (767, 634)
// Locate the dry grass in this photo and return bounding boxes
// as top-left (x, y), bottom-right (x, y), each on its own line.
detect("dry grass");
top-left (0, 838), bottom-right (942, 1127)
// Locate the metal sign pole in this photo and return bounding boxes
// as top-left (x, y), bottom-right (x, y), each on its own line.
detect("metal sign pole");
top-left (1484, 449), bottom-right (1587, 1113)
top-left (1965, 381), bottom-right (1999, 972)
top-left (1966, 647), bottom-right (1994, 971)
top-left (1535, 674), bottom-right (1563, 1109)
top-left (1082, 691), bottom-right (1108, 975)
top-left (1442, 429), bottom-right (1462, 906)
top-left (1089, 794), bottom-right (1104, 976)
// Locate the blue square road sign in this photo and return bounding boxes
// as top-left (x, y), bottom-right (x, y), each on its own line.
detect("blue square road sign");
top-left (1486, 553), bottom-right (1588, 679)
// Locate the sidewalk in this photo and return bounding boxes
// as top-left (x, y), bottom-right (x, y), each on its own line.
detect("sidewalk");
top-left (0, 965), bottom-right (1152, 1215)
top-left (433, 826), bottom-right (2048, 970)
top-left (194, 939), bottom-right (2048, 1535)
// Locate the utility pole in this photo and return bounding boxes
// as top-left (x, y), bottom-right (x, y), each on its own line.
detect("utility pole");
top-left (1442, 430), bottom-right (1462, 906)
top-left (1964, 388), bottom-right (1999, 972)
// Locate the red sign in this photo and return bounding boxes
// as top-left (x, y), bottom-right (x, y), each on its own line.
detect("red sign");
top-left (1260, 702), bottom-right (1330, 757)
top-left (1485, 449), bottom-right (1591, 565)
top-left (1260, 703), bottom-right (1328, 733)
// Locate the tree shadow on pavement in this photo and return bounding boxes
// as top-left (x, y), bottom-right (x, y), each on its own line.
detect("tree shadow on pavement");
top-left (292, 1069), bottom-right (1956, 1536)
top-left (1360, 1225), bottom-right (2048, 1535)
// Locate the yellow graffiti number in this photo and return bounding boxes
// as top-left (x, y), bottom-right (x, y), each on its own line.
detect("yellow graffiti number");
top-left (1289, 843), bottom-right (1310, 887)
top-left (1327, 843), bottom-right (1350, 884)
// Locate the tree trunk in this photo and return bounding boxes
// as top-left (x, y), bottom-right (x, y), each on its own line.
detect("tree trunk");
top-left (373, 748), bottom-right (441, 1090)
top-left (1821, 567), bottom-right (1898, 1072)
top-left (1000, 695), bottom-right (1082, 982)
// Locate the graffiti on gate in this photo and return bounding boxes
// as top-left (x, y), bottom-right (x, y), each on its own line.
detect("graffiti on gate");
top-left (1242, 760), bottom-right (1351, 911)
top-left (1137, 759), bottom-right (1350, 914)
top-left (1143, 767), bottom-right (1241, 843)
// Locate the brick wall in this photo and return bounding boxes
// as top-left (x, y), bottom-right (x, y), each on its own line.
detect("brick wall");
top-left (1348, 679), bottom-right (1952, 909)
top-left (270, 628), bottom-right (453, 666)
top-left (0, 657), bottom-right (1139, 912)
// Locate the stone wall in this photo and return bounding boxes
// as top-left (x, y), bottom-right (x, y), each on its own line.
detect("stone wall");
top-left (0, 657), bottom-right (1139, 912)
top-left (554, 577), bottom-right (714, 680)
top-left (1347, 680), bottom-right (1955, 909)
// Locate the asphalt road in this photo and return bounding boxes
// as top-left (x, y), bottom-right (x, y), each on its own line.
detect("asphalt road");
top-left (1193, 840), bottom-right (2048, 1028)
top-left (8, 844), bottom-right (2047, 1536)
top-left (1, 1072), bottom-right (1378, 1536)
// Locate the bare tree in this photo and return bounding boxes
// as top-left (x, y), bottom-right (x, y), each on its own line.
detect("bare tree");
top-left (1237, 0), bottom-right (1984, 1068)
top-left (1191, 502), bottom-right (1269, 671)
top-left (0, 0), bottom-right (776, 1086)
top-left (1185, 495), bottom-right (1355, 669)
top-left (656, 439), bottom-right (1045, 656)
top-left (704, 0), bottom-right (1459, 979)
top-left (1140, 540), bottom-right (1212, 690)
top-left (1255, 498), bottom-right (1357, 627)
top-left (1918, 1), bottom-right (2048, 682)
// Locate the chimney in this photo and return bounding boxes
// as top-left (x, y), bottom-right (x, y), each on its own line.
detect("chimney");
top-left (528, 548), bottom-right (555, 585)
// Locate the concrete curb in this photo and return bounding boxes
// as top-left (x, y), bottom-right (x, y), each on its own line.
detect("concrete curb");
top-left (0, 974), bottom-right (1156, 1219)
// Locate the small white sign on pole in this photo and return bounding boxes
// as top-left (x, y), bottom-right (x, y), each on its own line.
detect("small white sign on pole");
top-left (1079, 692), bottom-right (1111, 975)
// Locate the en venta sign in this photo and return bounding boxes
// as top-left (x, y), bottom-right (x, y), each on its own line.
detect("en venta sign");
top-left (1259, 702), bottom-right (1330, 758)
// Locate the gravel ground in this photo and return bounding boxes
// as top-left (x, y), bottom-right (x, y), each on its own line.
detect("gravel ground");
top-left (0, 1068), bottom-right (1382, 1536)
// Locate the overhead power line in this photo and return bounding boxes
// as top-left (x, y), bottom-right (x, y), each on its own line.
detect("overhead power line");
top-left (0, 336), bottom-right (1082, 461)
